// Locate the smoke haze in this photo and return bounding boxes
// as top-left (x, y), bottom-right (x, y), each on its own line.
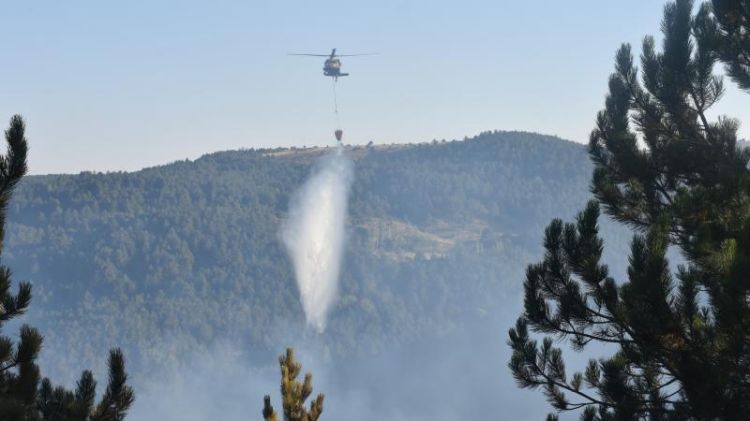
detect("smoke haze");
top-left (8, 133), bottom-right (634, 421)
top-left (125, 310), bottom-right (554, 421)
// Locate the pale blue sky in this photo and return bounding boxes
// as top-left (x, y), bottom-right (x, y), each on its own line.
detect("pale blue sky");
top-left (1, 1), bottom-right (747, 174)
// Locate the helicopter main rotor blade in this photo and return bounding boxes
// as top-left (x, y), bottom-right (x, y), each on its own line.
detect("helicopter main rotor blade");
top-left (335, 53), bottom-right (378, 57)
top-left (288, 53), bottom-right (331, 57)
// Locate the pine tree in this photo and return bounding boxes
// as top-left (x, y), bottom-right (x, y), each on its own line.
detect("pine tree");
top-left (0, 115), bottom-right (134, 421)
top-left (508, 1), bottom-right (750, 420)
top-left (699, 0), bottom-right (750, 90)
top-left (262, 348), bottom-right (324, 421)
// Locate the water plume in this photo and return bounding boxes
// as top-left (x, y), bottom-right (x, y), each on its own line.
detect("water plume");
top-left (282, 147), bottom-right (353, 333)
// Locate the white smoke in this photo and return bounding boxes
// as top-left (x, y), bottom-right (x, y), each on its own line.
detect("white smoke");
top-left (282, 147), bottom-right (353, 333)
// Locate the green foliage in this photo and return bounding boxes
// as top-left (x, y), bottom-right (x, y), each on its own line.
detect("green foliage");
top-left (2, 130), bottom-right (618, 377)
top-left (0, 115), bottom-right (133, 421)
top-left (37, 350), bottom-right (134, 421)
top-left (509, 1), bottom-right (750, 420)
top-left (263, 348), bottom-right (324, 421)
top-left (698, 0), bottom-right (750, 90)
top-left (90, 349), bottom-right (134, 421)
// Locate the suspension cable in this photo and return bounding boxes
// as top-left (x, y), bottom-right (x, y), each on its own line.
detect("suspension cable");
top-left (332, 79), bottom-right (341, 130)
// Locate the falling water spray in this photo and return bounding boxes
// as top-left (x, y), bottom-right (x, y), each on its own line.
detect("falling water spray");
top-left (282, 146), bottom-right (353, 333)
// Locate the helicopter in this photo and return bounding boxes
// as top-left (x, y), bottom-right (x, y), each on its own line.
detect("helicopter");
top-left (288, 48), bottom-right (374, 80)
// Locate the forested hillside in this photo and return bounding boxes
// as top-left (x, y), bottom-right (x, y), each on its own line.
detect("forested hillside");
top-left (3, 131), bottom-right (625, 379)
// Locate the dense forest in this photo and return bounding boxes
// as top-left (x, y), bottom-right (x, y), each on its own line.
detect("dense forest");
top-left (3, 131), bottom-right (627, 381)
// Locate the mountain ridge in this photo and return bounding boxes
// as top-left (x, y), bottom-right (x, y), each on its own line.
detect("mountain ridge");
top-left (35, 130), bottom-right (583, 176)
top-left (4, 130), bottom-right (624, 382)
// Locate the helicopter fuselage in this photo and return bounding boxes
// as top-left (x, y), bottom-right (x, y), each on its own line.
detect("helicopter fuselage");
top-left (323, 58), bottom-right (348, 78)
